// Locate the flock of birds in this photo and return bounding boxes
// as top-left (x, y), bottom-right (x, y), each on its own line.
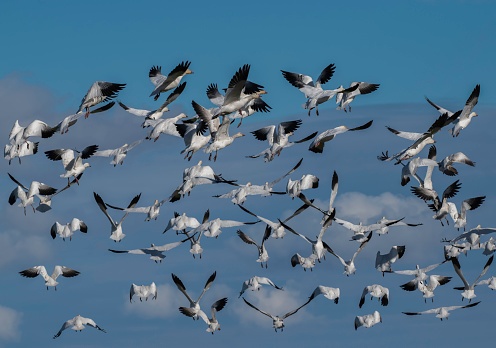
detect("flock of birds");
top-left (6, 61), bottom-right (495, 339)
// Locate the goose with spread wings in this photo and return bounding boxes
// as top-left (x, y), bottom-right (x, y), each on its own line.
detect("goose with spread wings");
top-left (355, 311), bottom-right (382, 330)
top-left (448, 196), bottom-right (485, 231)
top-left (53, 315), bottom-right (106, 339)
top-left (9, 119), bottom-right (56, 150)
top-left (336, 82), bottom-right (380, 112)
top-left (403, 301), bottom-right (480, 321)
top-left (173, 271), bottom-right (217, 320)
top-left (108, 236), bottom-right (191, 263)
top-left (149, 61), bottom-right (193, 101)
top-left (77, 81), bottom-right (125, 118)
top-left (51, 218), bottom-right (87, 241)
top-left (309, 120), bottom-right (373, 153)
top-left (451, 255), bottom-right (493, 302)
top-left (45, 145), bottom-right (98, 184)
top-left (19, 265), bottom-right (80, 290)
top-left (8, 173), bottom-right (57, 215)
top-left (326, 232), bottom-right (373, 276)
top-left (375, 245), bottom-right (406, 275)
top-left (93, 139), bottom-right (145, 166)
top-left (4, 140), bottom-right (38, 164)
top-left (130, 282), bottom-right (157, 302)
top-left (238, 276), bottom-right (283, 297)
top-left (176, 119), bottom-right (211, 161)
top-left (180, 297), bottom-right (228, 334)
top-left (237, 226), bottom-right (272, 268)
top-left (359, 284), bottom-right (389, 308)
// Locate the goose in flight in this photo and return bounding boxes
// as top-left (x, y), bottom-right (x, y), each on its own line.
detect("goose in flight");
top-left (77, 81), bottom-right (125, 118)
top-left (414, 275), bottom-right (453, 302)
top-left (354, 311), bottom-right (382, 330)
top-left (286, 174), bottom-right (319, 198)
top-left (4, 140), bottom-right (38, 164)
top-left (280, 213), bottom-right (335, 262)
top-left (94, 192), bottom-right (141, 242)
top-left (447, 196), bottom-right (486, 231)
top-left (112, 197), bottom-right (168, 221)
top-left (19, 265), bottom-right (80, 290)
top-left (51, 218), bottom-right (87, 241)
top-left (238, 276), bottom-right (283, 297)
top-left (180, 297), bottom-right (227, 334)
top-left (411, 180), bottom-right (462, 226)
top-left (281, 63), bottom-right (338, 116)
top-left (237, 197), bottom-right (312, 239)
top-left (333, 216), bottom-right (405, 241)
top-left (290, 253), bottom-right (317, 271)
top-left (229, 97), bottom-right (271, 127)
top-left (130, 282), bottom-right (157, 302)
top-left (451, 255), bottom-right (493, 302)
top-left (163, 212), bottom-right (201, 234)
top-left (375, 246), bottom-right (406, 275)
top-left (54, 102), bottom-right (115, 134)
top-left (336, 82), bottom-right (380, 112)
top-left (438, 152), bottom-right (475, 176)
top-left (203, 115), bottom-right (245, 161)
top-left (118, 82), bottom-right (186, 127)
top-left (373, 217), bottom-right (422, 235)
top-left (242, 296), bottom-right (313, 332)
top-left (9, 119), bottom-right (56, 150)
top-left (92, 139), bottom-right (145, 166)
top-left (149, 61), bottom-right (193, 101)
top-left (378, 111), bottom-right (460, 164)
top-left (36, 174), bottom-right (82, 213)
top-left (388, 260), bottom-right (449, 284)
top-left (8, 173), bottom-right (57, 215)
top-left (216, 158), bottom-right (303, 205)
top-left (173, 271), bottom-right (217, 320)
top-left (448, 225), bottom-right (496, 249)
top-left (403, 301), bottom-right (480, 321)
top-left (45, 145), bottom-right (99, 185)
top-left (308, 120), bottom-right (373, 153)
top-left (308, 285), bottom-right (340, 303)
top-left (207, 65), bottom-right (267, 118)
top-left (108, 236), bottom-right (191, 262)
top-left (188, 209), bottom-right (259, 238)
top-left (53, 315), bottom-right (106, 339)
top-left (476, 276), bottom-right (496, 290)
top-left (145, 113), bottom-right (188, 141)
top-left (176, 120), bottom-right (211, 161)
top-left (237, 226), bottom-right (271, 268)
top-left (400, 156), bottom-right (438, 186)
top-left (326, 232), bottom-right (373, 276)
top-left (425, 84), bottom-right (480, 137)
top-left (359, 285), bottom-right (389, 308)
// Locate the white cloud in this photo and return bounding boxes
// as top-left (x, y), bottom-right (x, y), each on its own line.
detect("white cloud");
top-left (0, 231), bottom-right (52, 269)
top-left (0, 305), bottom-right (22, 342)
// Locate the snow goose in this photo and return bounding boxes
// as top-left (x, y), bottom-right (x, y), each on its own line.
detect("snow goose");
top-left (92, 139), bottom-right (145, 166)
top-left (237, 225), bottom-right (271, 268)
top-left (354, 311), bottom-right (382, 330)
top-left (438, 152), bottom-right (475, 176)
top-left (400, 156), bottom-right (438, 186)
top-left (309, 120), bottom-right (373, 153)
top-left (53, 315), bottom-right (106, 338)
top-left (476, 276), bottom-right (496, 290)
top-left (203, 115), bottom-right (245, 162)
top-left (425, 84), bottom-right (480, 137)
top-left (286, 174), bottom-right (319, 198)
top-left (77, 81), bottom-right (125, 118)
top-left (242, 296), bottom-right (312, 332)
top-left (448, 225), bottom-right (496, 249)
top-left (8, 173), bottom-right (57, 215)
top-left (281, 63), bottom-right (339, 116)
top-left (333, 216), bottom-right (405, 241)
top-left (239, 276), bottom-right (283, 297)
top-left (108, 236), bottom-right (191, 263)
top-left (326, 232), bottom-right (373, 276)
top-left (175, 120), bottom-right (211, 161)
top-left (163, 212), bottom-right (201, 234)
top-left (281, 213), bottom-right (334, 262)
top-left (402, 301), bottom-right (480, 321)
top-left (19, 265), bottom-right (79, 290)
top-left (375, 246), bottom-right (406, 275)
top-left (373, 217), bottom-right (422, 235)
top-left (451, 255), bottom-right (493, 302)
top-left (387, 260), bottom-right (448, 284)
top-left (149, 62), bottom-right (193, 101)
top-left (411, 180), bottom-right (461, 226)
top-left (308, 285), bottom-right (340, 303)
top-left (336, 82), bottom-right (380, 112)
top-left (208, 65), bottom-right (267, 118)
top-left (447, 196), bottom-right (486, 230)
top-left (9, 119), bottom-right (56, 150)
top-left (187, 209), bottom-right (259, 239)
top-left (180, 297), bottom-right (227, 334)
top-left (130, 282), bottom-right (157, 302)
top-left (173, 271), bottom-right (216, 320)
top-left (51, 218), bottom-right (87, 241)
top-left (54, 102), bottom-right (115, 134)
top-left (36, 174), bottom-right (82, 213)
top-left (378, 111), bottom-right (460, 164)
top-left (118, 82), bottom-right (186, 127)
top-left (229, 97), bottom-right (271, 127)
top-left (45, 145), bottom-right (99, 185)
top-left (237, 198), bottom-right (312, 239)
top-left (113, 197), bottom-right (168, 221)
top-left (4, 140), bottom-right (38, 164)
top-left (145, 113), bottom-right (188, 141)
top-left (359, 285), bottom-right (389, 308)
top-left (216, 158), bottom-right (302, 205)
top-left (290, 253), bottom-right (317, 271)
top-left (93, 192), bottom-right (141, 242)
top-left (415, 275), bottom-right (453, 302)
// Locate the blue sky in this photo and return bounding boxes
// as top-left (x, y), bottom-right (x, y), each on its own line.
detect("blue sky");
top-left (1, 1), bottom-right (496, 347)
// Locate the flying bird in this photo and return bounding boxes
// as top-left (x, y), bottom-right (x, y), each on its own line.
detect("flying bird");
top-left (19, 265), bottom-right (80, 290)
top-left (359, 285), bottom-right (389, 308)
top-left (53, 315), bottom-right (106, 339)
top-left (180, 297), bottom-right (227, 334)
top-left (77, 81), bottom-right (125, 118)
top-left (130, 283), bottom-right (157, 302)
top-left (149, 62), bottom-right (193, 101)
top-left (403, 302), bottom-right (480, 321)
top-left (239, 276), bottom-right (283, 297)
top-left (354, 311), bottom-right (382, 330)
top-left (173, 271), bottom-right (217, 320)
top-left (308, 120), bottom-right (373, 153)
top-left (51, 218), bottom-right (87, 241)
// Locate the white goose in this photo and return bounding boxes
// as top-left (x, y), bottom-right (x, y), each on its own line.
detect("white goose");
top-left (286, 174), bottom-right (319, 198)
top-left (54, 102), bottom-right (115, 134)
top-left (359, 285), bottom-right (389, 308)
top-left (354, 311), bottom-right (382, 330)
top-left (203, 115), bottom-right (244, 162)
top-left (173, 271), bottom-right (216, 320)
top-left (402, 301), bottom-right (480, 321)
top-left (19, 265), bottom-right (80, 290)
top-left (375, 246), bottom-right (406, 275)
top-left (163, 212), bottom-right (201, 234)
top-left (188, 209), bottom-right (259, 239)
top-left (447, 196), bottom-right (486, 230)
top-left (175, 120), bottom-right (211, 161)
top-left (50, 218), bottom-right (87, 241)
top-left (180, 298), bottom-right (227, 334)
top-left (308, 285), bottom-right (340, 303)
top-left (425, 84), bottom-right (480, 137)
top-left (8, 173), bottom-right (57, 215)
top-left (415, 275), bottom-right (453, 302)
top-left (92, 139), bottom-right (145, 166)
top-left (36, 174), bottom-right (82, 213)
top-left (438, 152), bottom-right (475, 176)
top-left (130, 282), bottom-right (157, 302)
top-left (290, 253), bottom-right (317, 271)
top-left (77, 81), bottom-right (125, 118)
top-left (229, 97), bottom-right (271, 126)
top-left (476, 276), bottom-right (496, 290)
top-left (45, 145), bottom-right (99, 185)
top-left (108, 236), bottom-right (191, 263)
top-left (242, 296), bottom-right (312, 332)
top-left (93, 192), bottom-right (141, 242)
top-left (238, 276), bottom-right (283, 297)
top-left (116, 198), bottom-right (168, 221)
top-left (4, 140), bottom-right (38, 164)
top-left (9, 119), bottom-right (56, 150)
top-left (388, 260), bottom-right (448, 284)
top-left (146, 113), bottom-right (188, 141)
top-left (449, 225), bottom-right (496, 249)
top-left (308, 120), bottom-right (373, 153)
top-left (53, 315), bottom-right (106, 339)
top-left (452, 255), bottom-right (493, 302)
top-left (336, 82), bottom-right (380, 112)
top-left (149, 62), bottom-right (193, 101)
top-left (326, 232), bottom-right (373, 276)
top-left (237, 226), bottom-right (271, 268)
